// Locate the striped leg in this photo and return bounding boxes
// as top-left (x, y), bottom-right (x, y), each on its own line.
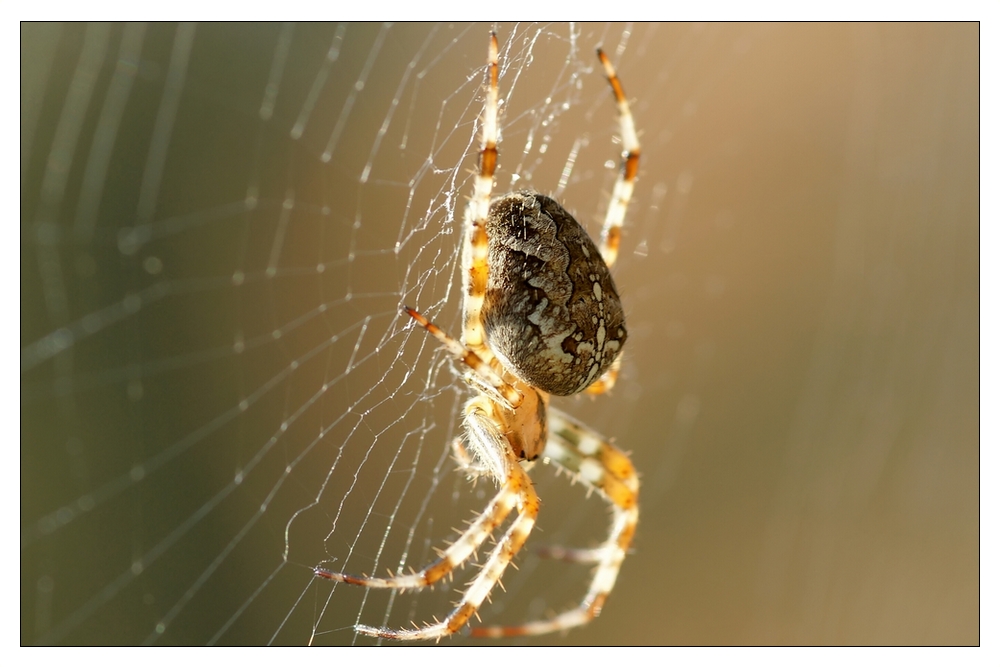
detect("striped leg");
top-left (462, 32), bottom-right (500, 354)
top-left (313, 459), bottom-right (516, 590)
top-left (327, 403), bottom-right (540, 641)
top-left (315, 302), bottom-right (544, 639)
top-left (584, 49), bottom-right (639, 396)
top-left (583, 355), bottom-right (621, 396)
top-left (403, 306), bottom-right (521, 410)
top-left (313, 398), bottom-right (518, 599)
top-left (596, 48), bottom-right (640, 271)
top-left (469, 408), bottom-right (639, 638)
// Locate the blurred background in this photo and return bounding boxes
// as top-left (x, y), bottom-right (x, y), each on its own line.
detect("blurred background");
top-left (21, 22), bottom-right (978, 645)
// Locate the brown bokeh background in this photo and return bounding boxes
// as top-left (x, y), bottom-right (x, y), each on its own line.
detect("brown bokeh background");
top-left (22, 23), bottom-right (978, 645)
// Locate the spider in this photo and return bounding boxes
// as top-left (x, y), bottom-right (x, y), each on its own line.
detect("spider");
top-left (315, 31), bottom-right (640, 641)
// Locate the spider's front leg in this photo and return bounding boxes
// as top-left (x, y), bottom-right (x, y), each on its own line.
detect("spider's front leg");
top-left (335, 399), bottom-right (540, 641)
top-left (596, 47), bottom-right (640, 272)
top-left (469, 408), bottom-right (639, 638)
top-left (314, 306), bottom-right (545, 640)
top-left (313, 454), bottom-right (517, 591)
top-left (314, 305), bottom-right (520, 590)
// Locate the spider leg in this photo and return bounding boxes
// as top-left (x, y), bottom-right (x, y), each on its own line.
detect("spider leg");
top-left (584, 356), bottom-right (621, 395)
top-left (314, 449), bottom-right (516, 591)
top-left (469, 407), bottom-right (638, 638)
top-left (404, 306), bottom-right (521, 409)
top-left (346, 400), bottom-right (541, 640)
top-left (463, 31), bottom-right (500, 354)
top-left (451, 436), bottom-right (491, 478)
top-left (596, 48), bottom-right (640, 271)
top-left (315, 307), bottom-right (529, 593)
top-left (582, 49), bottom-right (639, 397)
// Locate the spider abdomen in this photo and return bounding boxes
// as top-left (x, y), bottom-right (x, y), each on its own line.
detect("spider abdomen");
top-left (482, 191), bottom-right (627, 396)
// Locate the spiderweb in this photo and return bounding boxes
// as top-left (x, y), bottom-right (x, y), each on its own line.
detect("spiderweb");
top-left (22, 22), bottom-right (980, 646)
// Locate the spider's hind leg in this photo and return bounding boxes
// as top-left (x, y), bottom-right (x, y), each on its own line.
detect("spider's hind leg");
top-left (583, 49), bottom-right (638, 396)
top-left (462, 31), bottom-right (500, 355)
top-left (596, 48), bottom-right (640, 271)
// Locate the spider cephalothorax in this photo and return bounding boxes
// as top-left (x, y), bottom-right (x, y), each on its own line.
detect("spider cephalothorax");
top-left (316, 31), bottom-right (640, 641)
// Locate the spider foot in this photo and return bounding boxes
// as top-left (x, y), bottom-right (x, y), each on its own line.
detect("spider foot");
top-left (354, 623), bottom-right (389, 638)
top-left (314, 567), bottom-right (367, 586)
